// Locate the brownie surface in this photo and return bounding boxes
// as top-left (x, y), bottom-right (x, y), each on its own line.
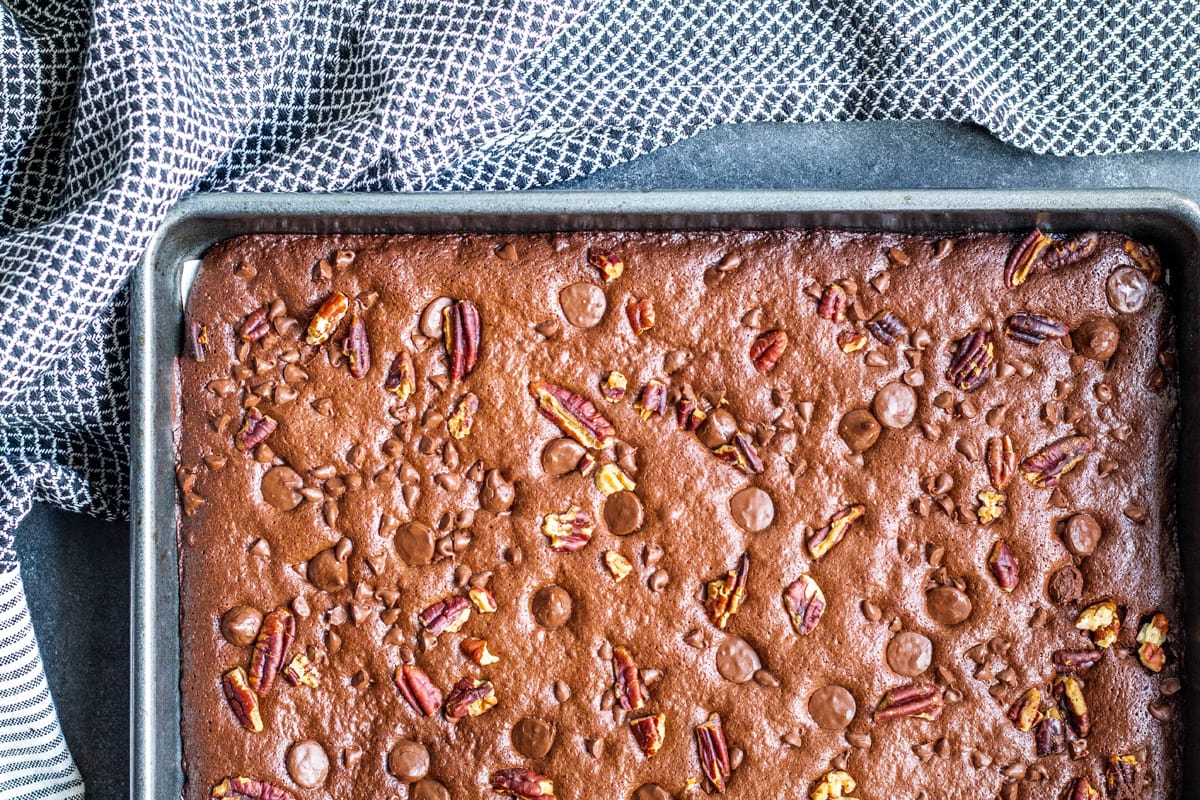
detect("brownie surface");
top-left (177, 229), bottom-right (1182, 800)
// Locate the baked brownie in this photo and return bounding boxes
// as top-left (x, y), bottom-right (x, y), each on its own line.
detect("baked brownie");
top-left (177, 228), bottom-right (1181, 800)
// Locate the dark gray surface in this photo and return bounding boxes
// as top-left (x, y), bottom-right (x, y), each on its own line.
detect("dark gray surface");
top-left (17, 118), bottom-right (1200, 799)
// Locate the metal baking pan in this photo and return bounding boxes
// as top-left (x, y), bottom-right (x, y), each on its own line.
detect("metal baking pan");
top-left (132, 189), bottom-right (1200, 800)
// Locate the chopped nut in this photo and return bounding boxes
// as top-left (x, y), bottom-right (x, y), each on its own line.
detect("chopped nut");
top-left (976, 489), bottom-right (1007, 524)
top-left (601, 371), bottom-right (628, 403)
top-left (1020, 435), bottom-right (1092, 488)
top-left (418, 595), bottom-right (472, 635)
top-left (491, 767), bottom-right (556, 799)
top-left (866, 311), bottom-right (907, 345)
top-left (342, 312), bottom-right (370, 378)
top-left (595, 463), bottom-right (635, 495)
top-left (810, 770), bottom-right (860, 800)
top-left (211, 777), bottom-right (295, 800)
top-left (589, 247), bottom-right (624, 282)
top-left (235, 408), bottom-right (277, 452)
top-left (1075, 601), bottom-right (1120, 648)
top-left (187, 321), bottom-right (208, 362)
top-left (394, 665), bottom-right (442, 716)
top-left (749, 329), bottom-right (788, 373)
top-left (1106, 753), bottom-right (1143, 800)
top-left (1004, 311), bottom-right (1068, 345)
top-left (704, 552), bottom-right (750, 630)
top-left (1043, 232), bottom-right (1100, 270)
top-left (818, 283), bottom-right (848, 322)
top-left (629, 713), bottom-right (666, 758)
top-left (634, 378), bottom-right (668, 420)
top-left (462, 637), bottom-right (500, 665)
top-left (529, 380), bottom-right (616, 449)
top-left (445, 676), bottom-right (497, 719)
top-left (946, 328), bottom-right (994, 392)
top-left (874, 683), bottom-right (943, 722)
top-left (282, 653), bottom-right (320, 688)
top-left (384, 350), bottom-right (416, 403)
top-left (1004, 229), bottom-right (1053, 288)
top-left (1052, 648), bottom-right (1102, 673)
top-left (676, 397), bottom-right (706, 431)
top-left (1136, 612), bottom-right (1169, 672)
top-left (783, 574), bottom-right (825, 635)
top-left (542, 506), bottom-right (595, 552)
top-left (605, 550), bottom-right (633, 581)
top-left (1054, 675), bottom-right (1090, 737)
top-left (468, 586), bottom-right (498, 613)
top-left (986, 434), bottom-right (1016, 489)
top-left (713, 433), bottom-right (764, 475)
top-left (448, 392), bottom-right (479, 439)
top-left (1065, 777), bottom-right (1100, 800)
top-left (807, 504), bottom-right (865, 560)
top-left (695, 713), bottom-right (731, 793)
top-left (1035, 705), bottom-right (1066, 755)
top-left (1007, 687), bottom-right (1041, 732)
top-left (987, 540), bottom-right (1019, 592)
top-left (240, 306), bottom-right (270, 342)
top-left (626, 298), bottom-right (656, 335)
top-left (837, 329), bottom-right (868, 353)
top-left (612, 646), bottom-right (646, 711)
top-left (1124, 239), bottom-right (1163, 282)
top-left (222, 667), bottom-right (263, 732)
top-left (305, 291), bottom-right (349, 345)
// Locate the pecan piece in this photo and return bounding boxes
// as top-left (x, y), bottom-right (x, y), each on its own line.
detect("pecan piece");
top-left (222, 667), bottom-right (263, 732)
top-left (1020, 435), bottom-right (1092, 489)
top-left (1124, 239), bottom-right (1163, 282)
top-left (248, 607), bottom-right (294, 696)
top-left (605, 550), bottom-right (633, 581)
top-left (601, 370), bottom-right (627, 403)
top-left (1005, 311), bottom-right (1068, 345)
top-left (343, 312), bottom-right (370, 378)
top-left (807, 504), bottom-right (865, 560)
top-left (462, 637), bottom-right (500, 665)
top-left (626, 298), bottom-right (655, 336)
top-left (695, 712), bottom-right (731, 793)
top-left (448, 392), bottom-right (479, 439)
top-left (634, 378), bottom-right (668, 420)
top-left (383, 350), bottom-right (415, 403)
top-left (445, 676), bottom-right (497, 719)
top-left (1043, 232), bottom-right (1099, 271)
top-left (676, 397), bottom-right (706, 431)
top-left (866, 311), bottom-right (907, 345)
top-left (976, 489), bottom-right (1006, 525)
top-left (988, 540), bottom-right (1019, 592)
top-left (1035, 705), bottom-right (1066, 755)
top-left (874, 683), bottom-right (943, 722)
top-left (1105, 754), bottom-right (1143, 800)
top-left (305, 291), bottom-right (349, 345)
top-left (491, 767), bottom-right (556, 799)
top-left (186, 320), bottom-right (208, 362)
top-left (595, 463), bottom-right (635, 496)
top-left (1136, 612), bottom-right (1168, 672)
top-left (282, 653), bottom-right (320, 688)
top-left (704, 552), bottom-right (749, 630)
top-left (630, 712), bottom-right (666, 758)
top-left (1075, 600), bottom-right (1120, 648)
top-left (1065, 777), bottom-right (1100, 800)
top-left (468, 586), bottom-right (498, 613)
top-left (1004, 229), bottom-right (1053, 288)
top-left (419, 595), bottom-right (471, 635)
top-left (713, 433), bottom-right (763, 475)
top-left (1052, 648), bottom-right (1102, 674)
top-left (946, 327), bottom-right (994, 392)
top-left (589, 247), bottom-right (624, 282)
top-left (542, 506), bottom-right (595, 552)
top-left (394, 664), bottom-right (442, 716)
top-left (612, 646), bottom-right (646, 710)
top-left (749, 329), bottom-right (788, 373)
top-left (235, 408), bottom-right (277, 452)
top-left (240, 306), bottom-right (270, 342)
top-left (1054, 675), bottom-right (1090, 737)
top-left (211, 777), bottom-right (295, 800)
top-left (783, 574), bottom-right (825, 635)
top-left (986, 434), bottom-right (1015, 489)
top-left (817, 283), bottom-right (848, 321)
top-left (810, 770), bottom-right (858, 800)
top-left (1007, 687), bottom-right (1041, 732)
top-left (529, 380), bottom-right (616, 449)
top-left (443, 299), bottom-right (482, 381)
top-left (837, 329), bottom-right (868, 353)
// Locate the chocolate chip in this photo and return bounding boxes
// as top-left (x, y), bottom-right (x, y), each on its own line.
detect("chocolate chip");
top-left (926, 586), bottom-right (972, 626)
top-left (697, 408), bottom-right (738, 448)
top-left (1107, 266), bottom-right (1149, 314)
top-left (1073, 318), bottom-right (1120, 361)
top-left (781, 731), bottom-right (805, 749)
top-left (861, 600), bottom-right (882, 622)
top-left (307, 547), bottom-right (348, 592)
top-left (647, 568), bottom-right (670, 592)
top-left (287, 740), bottom-right (330, 788)
top-left (715, 636), bottom-right (761, 683)
top-left (808, 684), bottom-right (856, 729)
top-left (479, 469), bottom-right (515, 513)
top-left (729, 486), bottom-right (774, 532)
top-left (559, 282), bottom-right (607, 328)
top-left (553, 680), bottom-right (571, 703)
top-left (838, 408), bottom-right (880, 452)
top-left (1062, 512), bottom-right (1103, 557)
top-left (872, 381), bottom-right (917, 428)
top-left (531, 585), bottom-right (572, 629)
top-left (219, 605), bottom-right (262, 647)
top-left (541, 438), bottom-right (586, 476)
top-left (753, 669), bottom-right (779, 688)
top-left (603, 490), bottom-right (644, 535)
top-left (409, 779), bottom-right (450, 800)
top-left (419, 297), bottom-right (453, 338)
top-left (387, 739), bottom-right (429, 782)
top-left (886, 631), bottom-right (933, 677)
top-left (632, 784), bottom-right (672, 800)
top-left (1048, 564), bottom-right (1084, 604)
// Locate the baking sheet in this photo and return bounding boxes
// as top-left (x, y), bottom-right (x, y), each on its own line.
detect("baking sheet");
top-left (132, 190), bottom-right (1200, 800)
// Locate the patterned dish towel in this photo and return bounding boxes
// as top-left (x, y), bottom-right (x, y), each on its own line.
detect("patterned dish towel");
top-left (1, 0), bottom-right (1197, 795)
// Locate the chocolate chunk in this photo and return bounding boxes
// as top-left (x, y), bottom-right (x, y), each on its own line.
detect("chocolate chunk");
top-left (872, 381), bottom-right (917, 429)
top-left (480, 469), bottom-right (515, 513)
top-left (729, 486), bottom-right (774, 532)
top-left (603, 490), bottom-right (644, 535)
top-left (387, 739), bottom-right (430, 782)
top-left (261, 466), bottom-right (303, 511)
top-left (541, 438), bottom-right (586, 476)
top-left (409, 779), bottom-right (450, 800)
top-left (307, 547), bottom-right (348, 592)
top-left (886, 631), bottom-right (933, 677)
top-left (926, 586), bottom-right (972, 626)
top-left (838, 408), bottom-right (880, 452)
top-left (1072, 318), bottom-right (1120, 361)
top-left (512, 717), bottom-right (556, 758)
top-left (1107, 267), bottom-right (1149, 314)
top-left (286, 740), bottom-right (330, 788)
top-left (559, 282), bottom-right (607, 328)
top-left (697, 408), bottom-right (737, 448)
top-left (809, 684), bottom-right (857, 729)
top-left (1062, 512), bottom-right (1103, 557)
top-left (419, 296), bottom-right (453, 338)
top-left (219, 605), bottom-right (262, 647)
top-left (633, 784), bottom-right (673, 800)
top-left (531, 585), bottom-right (573, 629)
top-left (716, 636), bottom-right (762, 683)
top-left (395, 521), bottom-right (435, 566)
top-left (1049, 564), bottom-right (1084, 604)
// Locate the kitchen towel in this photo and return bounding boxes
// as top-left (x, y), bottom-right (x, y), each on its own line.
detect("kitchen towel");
top-left (2, 0), bottom-right (1198, 795)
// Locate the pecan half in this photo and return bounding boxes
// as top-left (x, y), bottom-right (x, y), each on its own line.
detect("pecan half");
top-left (866, 311), bottom-right (907, 345)
top-left (818, 283), bottom-right (848, 321)
top-left (783, 574), bottom-right (825, 635)
top-left (1065, 777), bottom-right (1100, 800)
top-left (529, 380), bottom-right (616, 449)
top-left (807, 504), bottom-right (865, 560)
top-left (235, 408), bottom-right (277, 452)
top-left (612, 646), bottom-right (646, 711)
top-left (419, 595), bottom-right (472, 635)
top-left (1054, 675), bottom-right (1090, 737)
top-left (1105, 754), bottom-right (1143, 800)
top-left (462, 637), bottom-right (500, 665)
top-left (394, 665), bottom-right (442, 716)
top-left (240, 306), bottom-right (270, 342)
top-left (634, 378), bottom-right (668, 420)
top-left (491, 767), bottom-right (556, 799)
top-left (946, 327), bottom-right (994, 392)
top-left (1004, 229), bottom-right (1053, 288)
top-left (713, 433), bottom-right (763, 475)
top-left (445, 676), bottom-right (497, 719)
top-left (443, 299), bottom-right (481, 381)
top-left (630, 712), bottom-right (666, 758)
top-left (305, 291), bottom-right (349, 345)
top-left (222, 667), bottom-right (263, 732)
top-left (601, 371), bottom-right (627, 403)
top-left (986, 434), bottom-right (1015, 489)
top-left (448, 392), bottom-right (479, 439)
top-left (1043, 232), bottom-right (1099, 271)
top-left (589, 247), bottom-right (624, 282)
top-left (542, 506), bottom-right (595, 552)
top-left (749, 329), bottom-right (788, 373)
top-left (1035, 705), bottom-right (1066, 755)
top-left (1005, 311), bottom-right (1068, 345)
top-left (383, 350), bottom-right (415, 403)
top-left (988, 540), bottom-right (1019, 592)
top-left (1075, 600), bottom-right (1120, 648)
top-left (343, 312), bottom-right (370, 378)
top-left (248, 607), bottom-right (294, 696)
top-left (282, 653), bottom-right (320, 688)
top-left (837, 329), bottom-right (868, 353)
top-left (1020, 435), bottom-right (1092, 489)
top-left (1136, 612), bottom-right (1169, 672)
top-left (626, 298), bottom-right (655, 336)
top-left (211, 777), bottom-right (295, 800)
top-left (695, 713), bottom-right (731, 793)
top-left (704, 552), bottom-right (749, 630)
top-left (874, 683), bottom-right (943, 722)
top-left (186, 321), bottom-right (208, 362)
top-left (1052, 648), bottom-right (1102, 674)
top-left (1124, 239), bottom-right (1163, 282)
top-left (1007, 687), bottom-right (1041, 732)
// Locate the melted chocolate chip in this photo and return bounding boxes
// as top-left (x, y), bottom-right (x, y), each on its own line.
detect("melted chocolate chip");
top-left (219, 605), bottom-right (262, 647)
top-left (480, 469), bottom-right (515, 513)
top-left (541, 438), bottom-right (586, 476)
top-left (1107, 267), bottom-right (1149, 314)
top-left (872, 381), bottom-right (917, 429)
top-left (307, 547), bottom-right (348, 592)
top-left (838, 408), bottom-right (880, 452)
top-left (559, 282), bottom-right (607, 327)
top-left (729, 486), bottom-right (774, 532)
top-left (387, 739), bottom-right (429, 782)
top-left (697, 408), bottom-right (737, 448)
top-left (531, 584), bottom-right (573, 629)
top-left (886, 631), bottom-right (933, 677)
top-left (286, 740), bottom-right (330, 788)
top-left (261, 465), bottom-right (303, 511)
top-left (1062, 512), bottom-right (1103, 557)
top-left (419, 297), bottom-right (453, 338)
top-left (409, 779), bottom-right (450, 800)
top-left (809, 684), bottom-right (856, 729)
top-left (1073, 318), bottom-right (1120, 362)
top-left (395, 521), bottom-right (435, 565)
top-left (632, 784), bottom-right (673, 800)
top-left (512, 717), bottom-right (556, 758)
top-left (1048, 564), bottom-right (1084, 604)
top-left (603, 490), bottom-right (644, 535)
top-left (926, 586), bottom-right (972, 626)
top-left (716, 636), bottom-right (762, 683)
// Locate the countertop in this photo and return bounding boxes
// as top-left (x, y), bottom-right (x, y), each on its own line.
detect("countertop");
top-left (16, 119), bottom-right (1200, 799)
